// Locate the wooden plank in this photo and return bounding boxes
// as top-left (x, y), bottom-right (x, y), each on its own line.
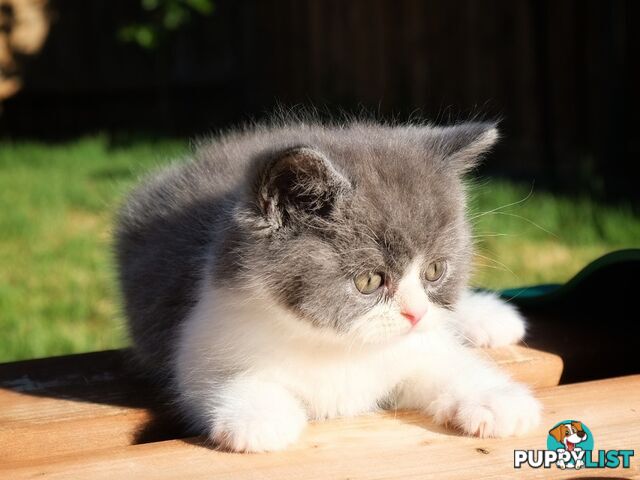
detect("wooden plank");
top-left (484, 345), bottom-right (563, 388)
top-left (0, 346), bottom-right (562, 467)
top-left (2, 375), bottom-right (638, 480)
top-left (0, 349), bottom-right (178, 466)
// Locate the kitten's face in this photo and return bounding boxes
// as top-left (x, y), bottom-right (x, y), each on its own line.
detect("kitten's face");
top-left (225, 122), bottom-right (498, 344)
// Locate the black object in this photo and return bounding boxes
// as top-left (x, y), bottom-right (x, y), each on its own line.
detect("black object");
top-left (501, 249), bottom-right (640, 384)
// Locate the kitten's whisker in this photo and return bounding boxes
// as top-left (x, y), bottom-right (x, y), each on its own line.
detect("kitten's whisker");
top-left (473, 253), bottom-right (518, 277)
top-left (486, 211), bottom-right (557, 238)
top-left (472, 262), bottom-right (511, 273)
top-left (470, 232), bottom-right (512, 239)
top-left (498, 288), bottom-right (529, 304)
top-left (471, 264), bottom-right (522, 284)
top-left (468, 182), bottom-right (536, 221)
top-left (454, 329), bottom-right (478, 347)
top-left (358, 222), bottom-right (381, 244)
top-left (451, 329), bottom-right (496, 363)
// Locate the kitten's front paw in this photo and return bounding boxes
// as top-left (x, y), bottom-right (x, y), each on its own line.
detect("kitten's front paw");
top-left (433, 383), bottom-right (541, 438)
top-left (212, 409), bottom-right (306, 453)
top-left (455, 291), bottom-right (526, 347)
top-left (210, 381), bottom-right (307, 452)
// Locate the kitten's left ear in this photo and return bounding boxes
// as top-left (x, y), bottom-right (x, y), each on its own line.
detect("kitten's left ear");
top-left (429, 122), bottom-right (499, 174)
top-left (253, 146), bottom-right (351, 230)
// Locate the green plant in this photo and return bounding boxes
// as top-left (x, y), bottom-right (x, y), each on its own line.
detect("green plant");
top-left (118, 0), bottom-right (215, 49)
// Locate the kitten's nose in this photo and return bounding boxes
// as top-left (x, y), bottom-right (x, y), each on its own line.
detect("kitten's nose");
top-left (401, 305), bottom-right (427, 326)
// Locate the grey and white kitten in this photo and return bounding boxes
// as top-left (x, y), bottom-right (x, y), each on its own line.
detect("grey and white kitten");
top-left (116, 118), bottom-right (540, 452)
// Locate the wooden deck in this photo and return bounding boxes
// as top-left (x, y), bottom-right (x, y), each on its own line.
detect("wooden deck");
top-left (1, 346), bottom-right (638, 479)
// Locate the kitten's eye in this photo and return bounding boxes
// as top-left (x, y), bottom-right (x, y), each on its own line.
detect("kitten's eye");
top-left (354, 271), bottom-right (384, 294)
top-left (425, 260), bottom-right (446, 282)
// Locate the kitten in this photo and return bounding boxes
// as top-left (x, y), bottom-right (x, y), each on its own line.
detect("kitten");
top-left (115, 118), bottom-right (540, 452)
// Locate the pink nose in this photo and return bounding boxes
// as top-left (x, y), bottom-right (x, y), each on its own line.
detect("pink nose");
top-left (401, 306), bottom-right (427, 326)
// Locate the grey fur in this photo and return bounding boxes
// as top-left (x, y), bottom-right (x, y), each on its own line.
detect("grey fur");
top-left (115, 117), bottom-right (498, 375)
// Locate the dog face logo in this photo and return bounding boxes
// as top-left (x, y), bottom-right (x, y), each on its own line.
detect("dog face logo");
top-left (547, 420), bottom-right (593, 469)
top-left (548, 421), bottom-right (588, 452)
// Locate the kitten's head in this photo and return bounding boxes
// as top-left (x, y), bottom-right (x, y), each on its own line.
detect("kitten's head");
top-left (221, 121), bottom-right (498, 344)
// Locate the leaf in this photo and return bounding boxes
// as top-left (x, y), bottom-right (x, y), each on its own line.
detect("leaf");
top-left (186, 0), bottom-right (215, 15)
top-left (163, 4), bottom-right (189, 30)
top-left (142, 0), bottom-right (160, 11)
top-left (134, 26), bottom-right (158, 48)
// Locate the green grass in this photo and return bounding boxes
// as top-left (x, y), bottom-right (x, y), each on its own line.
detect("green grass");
top-left (1, 136), bottom-right (638, 362)
top-left (0, 136), bottom-right (187, 362)
top-left (468, 179), bottom-right (640, 289)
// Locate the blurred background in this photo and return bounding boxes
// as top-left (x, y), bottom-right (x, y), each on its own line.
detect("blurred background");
top-left (0, 0), bottom-right (638, 361)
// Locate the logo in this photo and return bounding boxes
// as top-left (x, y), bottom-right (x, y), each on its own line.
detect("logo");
top-left (514, 420), bottom-right (634, 470)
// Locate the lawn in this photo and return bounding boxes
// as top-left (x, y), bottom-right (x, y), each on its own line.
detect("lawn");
top-left (1, 136), bottom-right (638, 362)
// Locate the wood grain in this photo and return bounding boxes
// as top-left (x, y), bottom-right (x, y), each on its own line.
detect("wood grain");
top-left (1, 375), bottom-right (638, 479)
top-left (0, 345), bottom-right (568, 478)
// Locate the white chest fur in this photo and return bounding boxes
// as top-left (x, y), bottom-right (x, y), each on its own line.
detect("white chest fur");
top-left (265, 336), bottom-right (422, 419)
top-left (174, 285), bottom-right (433, 421)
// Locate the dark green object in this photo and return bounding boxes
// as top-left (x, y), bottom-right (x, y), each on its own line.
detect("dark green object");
top-left (500, 249), bottom-right (640, 308)
top-left (493, 249), bottom-right (640, 384)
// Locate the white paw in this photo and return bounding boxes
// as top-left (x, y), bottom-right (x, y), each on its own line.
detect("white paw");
top-left (432, 382), bottom-right (541, 438)
top-left (211, 409), bottom-right (306, 452)
top-left (210, 381), bottom-right (307, 452)
top-left (453, 291), bottom-right (526, 347)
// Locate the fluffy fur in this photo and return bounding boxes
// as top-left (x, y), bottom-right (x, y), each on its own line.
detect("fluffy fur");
top-left (115, 117), bottom-right (541, 452)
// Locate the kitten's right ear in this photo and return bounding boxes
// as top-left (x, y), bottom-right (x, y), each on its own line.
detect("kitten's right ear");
top-left (429, 122), bottom-right (499, 175)
top-left (252, 147), bottom-right (351, 230)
